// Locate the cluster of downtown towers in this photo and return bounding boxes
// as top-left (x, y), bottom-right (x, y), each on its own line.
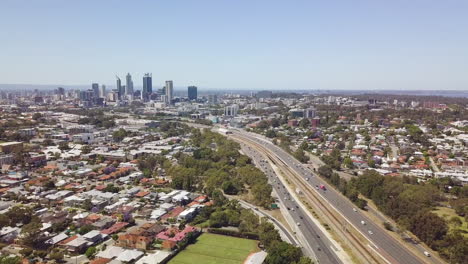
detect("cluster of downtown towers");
top-left (91, 73), bottom-right (198, 104)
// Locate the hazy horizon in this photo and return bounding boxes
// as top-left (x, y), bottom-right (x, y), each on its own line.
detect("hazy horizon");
top-left (1, 1), bottom-right (468, 90)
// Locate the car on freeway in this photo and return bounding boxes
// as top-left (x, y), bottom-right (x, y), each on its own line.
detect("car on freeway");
top-left (368, 230), bottom-right (373, 235)
top-left (353, 208), bottom-right (357, 212)
top-left (424, 251), bottom-right (430, 257)
top-left (361, 220), bottom-right (366, 225)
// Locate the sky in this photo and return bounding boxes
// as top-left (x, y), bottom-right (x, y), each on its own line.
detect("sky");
top-left (1, 0), bottom-right (468, 90)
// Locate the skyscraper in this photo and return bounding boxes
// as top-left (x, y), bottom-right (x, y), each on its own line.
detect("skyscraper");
top-left (116, 76), bottom-right (123, 99)
top-left (142, 73), bottom-right (152, 101)
top-left (56, 87), bottom-right (65, 96)
top-left (92, 83), bottom-right (99, 98)
top-left (125, 73), bottom-right (134, 97)
top-left (99, 85), bottom-right (106, 99)
top-left (188, 86), bottom-right (197, 100)
top-left (165, 80), bottom-right (173, 105)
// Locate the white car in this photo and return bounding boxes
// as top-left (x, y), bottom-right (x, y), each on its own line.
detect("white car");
top-left (353, 208), bottom-right (357, 212)
top-left (424, 251), bottom-right (430, 257)
top-left (297, 222), bottom-right (301, 226)
top-left (361, 221), bottom-right (366, 225)
top-left (368, 230), bottom-right (373, 235)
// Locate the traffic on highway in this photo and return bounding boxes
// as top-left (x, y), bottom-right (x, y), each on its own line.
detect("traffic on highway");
top-left (241, 143), bottom-right (343, 264)
top-left (234, 129), bottom-right (436, 264)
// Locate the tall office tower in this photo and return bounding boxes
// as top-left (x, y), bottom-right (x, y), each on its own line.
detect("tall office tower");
top-left (116, 76), bottom-right (123, 99)
top-left (165, 80), bottom-right (173, 105)
top-left (125, 73), bottom-right (134, 97)
top-left (224, 104), bottom-right (239, 116)
top-left (99, 85), bottom-right (106, 98)
top-left (187, 86), bottom-right (197, 100)
top-left (142, 73), bottom-right (152, 101)
top-left (56, 87), bottom-right (65, 95)
top-left (208, 94), bottom-right (218, 104)
top-left (304, 107), bottom-right (316, 118)
top-left (92, 83), bottom-right (99, 98)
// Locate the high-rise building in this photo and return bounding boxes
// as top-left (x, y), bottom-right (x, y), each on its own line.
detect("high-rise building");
top-left (142, 73), bottom-right (152, 101)
top-left (208, 94), bottom-right (218, 105)
top-left (188, 86), bottom-right (197, 100)
top-left (56, 87), bottom-right (65, 95)
top-left (304, 107), bottom-right (316, 119)
top-left (125, 73), bottom-right (134, 97)
top-left (165, 80), bottom-right (173, 105)
top-left (224, 104), bottom-right (239, 116)
top-left (92, 83), bottom-right (99, 98)
top-left (99, 85), bottom-right (106, 99)
top-left (116, 76), bottom-right (123, 99)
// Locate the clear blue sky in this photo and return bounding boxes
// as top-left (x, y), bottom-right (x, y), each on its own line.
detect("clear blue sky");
top-left (1, 0), bottom-right (467, 90)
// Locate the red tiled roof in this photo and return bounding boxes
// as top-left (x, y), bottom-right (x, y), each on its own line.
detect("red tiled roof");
top-left (101, 222), bottom-right (129, 235)
top-left (135, 191), bottom-right (150, 197)
top-left (90, 258), bottom-right (111, 264)
top-left (161, 206), bottom-right (184, 220)
top-left (59, 235), bottom-right (78, 245)
top-left (156, 226), bottom-right (197, 242)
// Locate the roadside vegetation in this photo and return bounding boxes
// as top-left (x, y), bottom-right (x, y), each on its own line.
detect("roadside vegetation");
top-left (317, 167), bottom-right (468, 263)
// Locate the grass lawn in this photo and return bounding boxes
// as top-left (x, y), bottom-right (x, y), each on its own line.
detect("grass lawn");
top-left (433, 206), bottom-right (468, 236)
top-left (169, 233), bottom-right (259, 264)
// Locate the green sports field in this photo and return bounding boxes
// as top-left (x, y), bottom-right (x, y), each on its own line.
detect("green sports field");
top-left (169, 233), bottom-right (260, 264)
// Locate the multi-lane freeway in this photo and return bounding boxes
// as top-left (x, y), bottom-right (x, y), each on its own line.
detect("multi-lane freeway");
top-left (230, 128), bottom-right (436, 264)
top-left (241, 143), bottom-right (343, 264)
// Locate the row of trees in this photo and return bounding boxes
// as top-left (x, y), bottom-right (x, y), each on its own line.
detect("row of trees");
top-left (191, 197), bottom-right (312, 264)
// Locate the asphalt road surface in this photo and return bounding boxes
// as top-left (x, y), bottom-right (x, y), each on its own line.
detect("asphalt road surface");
top-left (235, 130), bottom-right (430, 264)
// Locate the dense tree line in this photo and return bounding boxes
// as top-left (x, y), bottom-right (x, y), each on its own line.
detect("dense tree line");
top-left (350, 170), bottom-right (467, 263)
top-left (169, 129), bottom-right (274, 208)
top-left (317, 167), bottom-right (467, 263)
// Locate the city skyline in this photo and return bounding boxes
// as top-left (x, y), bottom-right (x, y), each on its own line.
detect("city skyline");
top-left (1, 1), bottom-right (468, 90)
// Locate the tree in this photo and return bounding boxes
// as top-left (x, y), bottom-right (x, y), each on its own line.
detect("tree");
top-left (318, 165), bottom-right (333, 179)
top-left (20, 220), bottom-right (43, 247)
top-left (112, 128), bottom-right (128, 142)
top-left (0, 255), bottom-right (21, 264)
top-left (19, 247), bottom-right (33, 257)
top-left (299, 118), bottom-right (311, 129)
top-left (293, 148), bottom-right (309, 164)
top-left (343, 157), bottom-right (354, 169)
top-left (81, 145), bottom-right (92, 154)
top-left (0, 214), bottom-right (9, 229)
top-left (409, 211), bottom-right (447, 247)
top-left (58, 141), bottom-right (70, 151)
top-left (259, 220), bottom-right (281, 249)
top-left (32, 113), bottom-right (43, 121)
top-left (49, 250), bottom-right (64, 262)
top-left (78, 225), bottom-right (95, 235)
top-left (85, 246), bottom-right (97, 258)
top-left (265, 240), bottom-right (302, 264)
top-left (265, 130), bottom-right (276, 138)
top-left (297, 257), bottom-right (314, 264)
top-left (222, 181), bottom-right (240, 195)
